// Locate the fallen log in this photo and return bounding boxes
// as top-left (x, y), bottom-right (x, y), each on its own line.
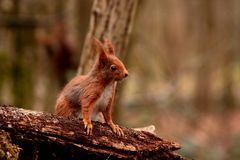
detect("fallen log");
top-left (0, 105), bottom-right (186, 160)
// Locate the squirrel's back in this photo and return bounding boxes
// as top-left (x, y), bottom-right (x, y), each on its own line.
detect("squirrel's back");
top-left (55, 75), bottom-right (86, 116)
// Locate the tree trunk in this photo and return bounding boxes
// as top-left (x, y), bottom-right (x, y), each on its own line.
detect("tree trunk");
top-left (78, 0), bottom-right (138, 74)
top-left (0, 105), bottom-right (186, 160)
top-left (77, 0), bottom-right (138, 123)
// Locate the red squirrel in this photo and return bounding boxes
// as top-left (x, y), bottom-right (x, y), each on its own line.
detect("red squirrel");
top-left (55, 38), bottom-right (128, 136)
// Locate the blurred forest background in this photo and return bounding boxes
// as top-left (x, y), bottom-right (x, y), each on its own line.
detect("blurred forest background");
top-left (0, 0), bottom-right (240, 159)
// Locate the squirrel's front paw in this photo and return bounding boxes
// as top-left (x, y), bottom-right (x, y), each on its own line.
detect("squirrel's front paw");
top-left (83, 119), bottom-right (93, 135)
top-left (108, 123), bottom-right (124, 136)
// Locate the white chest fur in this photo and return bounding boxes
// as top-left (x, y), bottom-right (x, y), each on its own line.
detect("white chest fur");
top-left (90, 82), bottom-right (115, 121)
top-left (95, 82), bottom-right (115, 112)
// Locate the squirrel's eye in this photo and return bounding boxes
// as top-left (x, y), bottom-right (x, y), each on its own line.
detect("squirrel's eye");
top-left (110, 65), bottom-right (117, 71)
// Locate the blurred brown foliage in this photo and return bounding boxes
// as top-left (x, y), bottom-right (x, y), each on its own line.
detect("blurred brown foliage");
top-left (0, 0), bottom-right (240, 159)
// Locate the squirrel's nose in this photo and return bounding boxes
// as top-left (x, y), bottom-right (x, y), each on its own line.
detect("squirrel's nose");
top-left (124, 72), bottom-right (128, 78)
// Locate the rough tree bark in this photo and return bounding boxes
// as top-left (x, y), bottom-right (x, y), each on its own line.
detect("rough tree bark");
top-left (0, 105), bottom-right (186, 160)
top-left (78, 0), bottom-right (138, 74)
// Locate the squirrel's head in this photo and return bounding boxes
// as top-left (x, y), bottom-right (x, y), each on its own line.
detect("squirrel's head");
top-left (94, 38), bottom-right (128, 81)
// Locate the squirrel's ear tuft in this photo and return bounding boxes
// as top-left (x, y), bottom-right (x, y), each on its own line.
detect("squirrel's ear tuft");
top-left (104, 38), bottom-right (115, 55)
top-left (93, 37), bottom-right (108, 65)
top-left (93, 37), bottom-right (103, 51)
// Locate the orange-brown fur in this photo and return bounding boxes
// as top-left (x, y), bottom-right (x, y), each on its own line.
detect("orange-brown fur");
top-left (55, 38), bottom-right (128, 136)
